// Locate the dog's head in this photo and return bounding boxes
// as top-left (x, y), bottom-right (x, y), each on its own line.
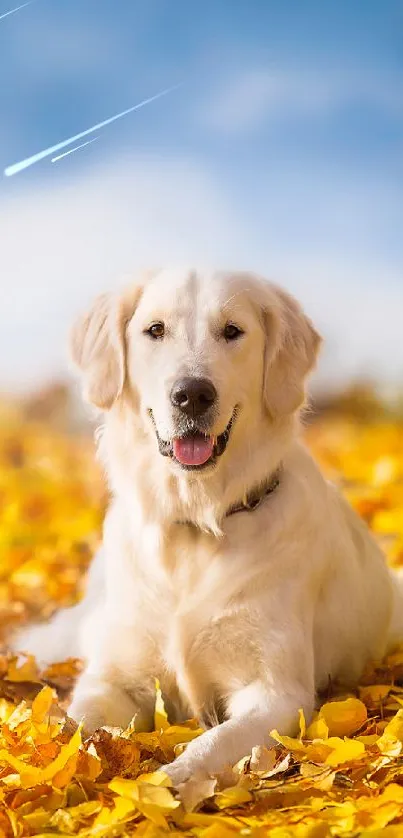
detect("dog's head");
top-left (71, 270), bottom-right (321, 474)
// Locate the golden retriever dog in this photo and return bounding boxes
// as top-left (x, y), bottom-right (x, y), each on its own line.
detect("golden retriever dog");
top-left (14, 269), bottom-right (403, 787)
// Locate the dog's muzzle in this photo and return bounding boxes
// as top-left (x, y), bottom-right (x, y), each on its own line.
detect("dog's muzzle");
top-left (149, 409), bottom-right (237, 470)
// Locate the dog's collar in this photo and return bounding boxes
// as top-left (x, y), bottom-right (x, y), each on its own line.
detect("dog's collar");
top-left (226, 470), bottom-right (281, 517)
top-left (175, 469), bottom-right (281, 528)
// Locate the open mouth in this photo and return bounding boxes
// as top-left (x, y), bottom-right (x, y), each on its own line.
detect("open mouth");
top-left (149, 410), bottom-right (237, 470)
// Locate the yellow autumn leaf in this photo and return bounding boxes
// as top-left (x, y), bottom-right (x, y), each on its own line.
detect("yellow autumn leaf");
top-left (198, 826), bottom-right (239, 838)
top-left (376, 733), bottom-right (402, 757)
top-left (154, 680), bottom-right (169, 732)
top-left (136, 771), bottom-right (173, 787)
top-left (49, 800), bottom-right (102, 832)
top-left (306, 716), bottom-right (329, 740)
top-left (161, 724), bottom-right (204, 748)
top-left (356, 734), bottom-right (380, 746)
top-left (0, 725), bottom-right (82, 788)
top-left (249, 745), bottom-right (276, 773)
top-left (110, 775), bottom-right (180, 827)
top-left (5, 654), bottom-right (40, 683)
top-left (270, 730), bottom-right (307, 753)
top-left (301, 825), bottom-right (332, 838)
top-left (76, 742), bottom-right (102, 781)
top-left (359, 684), bottom-right (392, 705)
top-left (31, 685), bottom-right (55, 727)
top-left (299, 763), bottom-right (335, 792)
top-left (215, 786), bottom-right (253, 809)
top-left (0, 698), bottom-right (14, 724)
top-left (181, 811), bottom-right (241, 829)
top-left (5, 700), bottom-right (31, 731)
top-left (93, 796), bottom-right (137, 828)
top-left (52, 752), bottom-right (80, 789)
top-left (305, 741), bottom-right (334, 763)
top-left (299, 708), bottom-right (307, 738)
top-left (319, 697), bottom-right (367, 737)
top-left (22, 808), bottom-right (55, 832)
top-left (30, 685), bottom-right (60, 743)
top-left (378, 708), bottom-right (403, 743)
top-left (324, 736), bottom-right (366, 767)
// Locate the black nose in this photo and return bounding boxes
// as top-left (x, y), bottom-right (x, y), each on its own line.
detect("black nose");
top-left (170, 377), bottom-right (217, 417)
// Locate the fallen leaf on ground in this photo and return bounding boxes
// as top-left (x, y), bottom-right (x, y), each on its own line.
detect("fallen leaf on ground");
top-left (1, 404), bottom-right (403, 835)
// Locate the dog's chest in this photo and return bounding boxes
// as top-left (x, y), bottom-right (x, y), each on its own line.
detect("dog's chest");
top-left (148, 525), bottom-right (248, 711)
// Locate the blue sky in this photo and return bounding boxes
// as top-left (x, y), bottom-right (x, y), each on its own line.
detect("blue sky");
top-left (0, 0), bottom-right (402, 390)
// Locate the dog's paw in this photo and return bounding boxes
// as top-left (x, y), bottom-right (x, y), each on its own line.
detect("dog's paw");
top-left (68, 684), bottom-right (138, 732)
top-left (68, 695), bottom-right (110, 732)
top-left (161, 755), bottom-right (195, 787)
top-left (161, 762), bottom-right (217, 810)
top-left (161, 753), bottom-right (215, 790)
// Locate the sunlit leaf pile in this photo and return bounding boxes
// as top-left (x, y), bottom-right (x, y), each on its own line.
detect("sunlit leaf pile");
top-left (1, 397), bottom-right (403, 836)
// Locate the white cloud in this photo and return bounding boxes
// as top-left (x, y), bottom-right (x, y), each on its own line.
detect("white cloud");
top-left (0, 153), bottom-right (402, 393)
top-left (198, 68), bottom-right (403, 134)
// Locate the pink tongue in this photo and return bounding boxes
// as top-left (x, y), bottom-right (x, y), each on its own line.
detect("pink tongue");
top-left (173, 434), bottom-right (214, 466)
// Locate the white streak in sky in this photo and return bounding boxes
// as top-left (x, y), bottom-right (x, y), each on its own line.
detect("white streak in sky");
top-left (51, 137), bottom-right (99, 163)
top-left (0, 1), bottom-right (33, 22)
top-left (4, 84), bottom-right (182, 177)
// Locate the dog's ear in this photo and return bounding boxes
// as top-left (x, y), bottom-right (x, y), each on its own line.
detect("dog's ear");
top-left (70, 287), bottom-right (142, 410)
top-left (70, 293), bottom-right (125, 410)
top-left (263, 285), bottom-right (322, 418)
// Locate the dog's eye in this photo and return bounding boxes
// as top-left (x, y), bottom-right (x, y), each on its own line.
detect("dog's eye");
top-left (223, 323), bottom-right (244, 342)
top-left (146, 322), bottom-right (165, 339)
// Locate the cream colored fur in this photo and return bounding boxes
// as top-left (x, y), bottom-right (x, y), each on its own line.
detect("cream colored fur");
top-left (13, 269), bottom-right (403, 787)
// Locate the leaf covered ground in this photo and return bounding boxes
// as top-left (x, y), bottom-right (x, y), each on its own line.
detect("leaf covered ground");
top-left (1, 400), bottom-right (403, 837)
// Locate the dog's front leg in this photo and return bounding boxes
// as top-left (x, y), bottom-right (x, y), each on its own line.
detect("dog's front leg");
top-left (162, 678), bottom-right (314, 786)
top-left (68, 609), bottom-right (159, 732)
top-left (69, 668), bottom-right (156, 732)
